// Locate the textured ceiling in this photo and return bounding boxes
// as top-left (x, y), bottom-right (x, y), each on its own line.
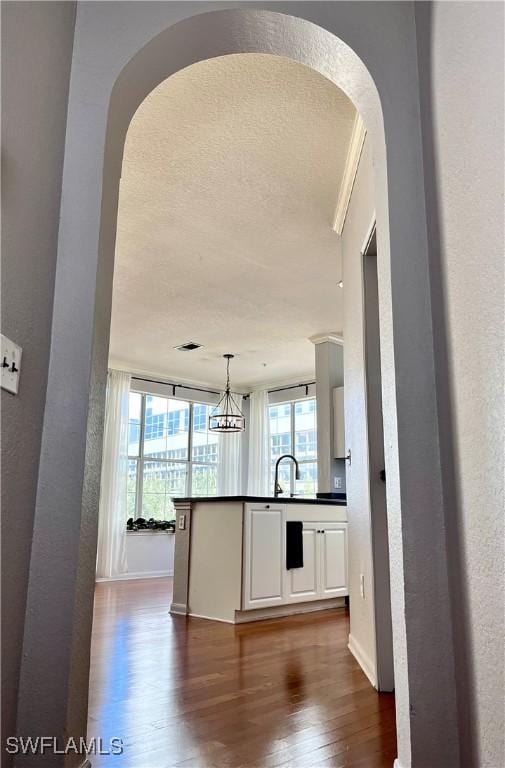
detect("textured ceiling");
top-left (110, 54), bottom-right (355, 389)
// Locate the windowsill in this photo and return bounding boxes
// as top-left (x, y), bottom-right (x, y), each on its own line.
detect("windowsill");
top-left (126, 529), bottom-right (175, 535)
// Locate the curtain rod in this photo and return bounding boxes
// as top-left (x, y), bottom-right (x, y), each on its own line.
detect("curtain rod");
top-left (131, 376), bottom-right (248, 399)
top-left (268, 381), bottom-right (316, 395)
top-left (132, 375), bottom-right (315, 399)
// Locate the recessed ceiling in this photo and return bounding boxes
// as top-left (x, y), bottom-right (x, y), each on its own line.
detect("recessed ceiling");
top-left (109, 53), bottom-right (355, 390)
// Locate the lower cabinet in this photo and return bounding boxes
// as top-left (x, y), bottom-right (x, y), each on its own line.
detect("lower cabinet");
top-left (242, 505), bottom-right (285, 610)
top-left (319, 524), bottom-right (348, 598)
top-left (284, 523), bottom-right (348, 603)
top-left (284, 523), bottom-right (319, 602)
top-left (242, 505), bottom-right (348, 611)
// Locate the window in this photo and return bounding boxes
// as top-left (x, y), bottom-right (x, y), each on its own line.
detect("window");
top-left (127, 393), bottom-right (219, 520)
top-left (268, 397), bottom-right (317, 497)
top-left (192, 404), bottom-right (207, 432)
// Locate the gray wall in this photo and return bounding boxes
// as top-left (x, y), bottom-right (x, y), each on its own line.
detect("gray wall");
top-left (415, 3), bottom-right (504, 765)
top-left (1, 0), bottom-right (76, 754)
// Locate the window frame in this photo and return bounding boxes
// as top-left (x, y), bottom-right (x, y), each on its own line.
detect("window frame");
top-left (128, 392), bottom-right (219, 520)
top-left (268, 395), bottom-right (317, 497)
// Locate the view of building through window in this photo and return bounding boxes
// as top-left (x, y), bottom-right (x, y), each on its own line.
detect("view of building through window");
top-left (127, 391), bottom-right (318, 515)
top-left (268, 398), bottom-right (317, 497)
top-left (127, 392), bottom-right (219, 520)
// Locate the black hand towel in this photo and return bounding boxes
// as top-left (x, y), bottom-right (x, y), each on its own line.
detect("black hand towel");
top-left (286, 521), bottom-right (304, 569)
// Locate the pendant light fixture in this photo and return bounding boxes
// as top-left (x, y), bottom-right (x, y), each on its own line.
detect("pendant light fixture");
top-left (209, 354), bottom-right (245, 433)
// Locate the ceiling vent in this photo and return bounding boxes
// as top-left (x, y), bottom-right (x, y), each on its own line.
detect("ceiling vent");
top-left (175, 342), bottom-right (203, 352)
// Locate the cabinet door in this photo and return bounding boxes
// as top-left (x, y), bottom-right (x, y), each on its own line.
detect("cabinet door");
top-left (243, 505), bottom-right (284, 609)
top-left (284, 523), bottom-right (319, 603)
top-left (320, 523), bottom-right (348, 597)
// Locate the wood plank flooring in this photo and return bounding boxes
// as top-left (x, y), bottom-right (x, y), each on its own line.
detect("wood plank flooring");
top-left (88, 578), bottom-right (396, 768)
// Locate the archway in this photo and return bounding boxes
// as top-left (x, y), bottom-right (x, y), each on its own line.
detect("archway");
top-left (17, 8), bottom-right (459, 768)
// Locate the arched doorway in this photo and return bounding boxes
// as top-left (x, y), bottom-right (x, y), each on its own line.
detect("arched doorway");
top-left (17, 8), bottom-right (459, 768)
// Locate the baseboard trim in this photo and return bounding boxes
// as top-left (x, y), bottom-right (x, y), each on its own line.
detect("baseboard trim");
top-left (188, 612), bottom-right (235, 624)
top-left (179, 599), bottom-right (346, 625)
top-left (348, 633), bottom-right (377, 688)
top-left (235, 598), bottom-right (346, 624)
top-left (170, 602), bottom-right (188, 615)
top-left (96, 570), bottom-right (173, 582)
top-left (180, 599), bottom-right (346, 625)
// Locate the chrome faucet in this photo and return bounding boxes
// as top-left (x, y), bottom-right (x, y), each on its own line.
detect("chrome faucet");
top-left (274, 454), bottom-right (300, 498)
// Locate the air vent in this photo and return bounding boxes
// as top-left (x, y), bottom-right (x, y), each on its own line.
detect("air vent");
top-left (175, 342), bottom-right (202, 352)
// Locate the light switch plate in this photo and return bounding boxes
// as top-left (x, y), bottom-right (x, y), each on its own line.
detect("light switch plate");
top-left (1, 334), bottom-right (22, 395)
top-left (178, 514), bottom-right (186, 531)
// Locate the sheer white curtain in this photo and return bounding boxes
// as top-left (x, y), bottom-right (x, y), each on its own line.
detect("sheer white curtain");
top-left (217, 394), bottom-right (243, 496)
top-left (247, 389), bottom-right (270, 496)
top-left (96, 369), bottom-right (130, 578)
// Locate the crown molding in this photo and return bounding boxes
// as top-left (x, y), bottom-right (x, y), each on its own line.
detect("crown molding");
top-left (333, 113), bottom-right (367, 235)
top-left (309, 333), bottom-right (344, 346)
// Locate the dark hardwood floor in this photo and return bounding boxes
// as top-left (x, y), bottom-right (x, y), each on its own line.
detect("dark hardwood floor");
top-left (88, 578), bottom-right (396, 767)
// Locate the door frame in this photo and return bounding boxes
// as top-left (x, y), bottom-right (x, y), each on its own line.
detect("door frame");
top-left (361, 218), bottom-right (395, 692)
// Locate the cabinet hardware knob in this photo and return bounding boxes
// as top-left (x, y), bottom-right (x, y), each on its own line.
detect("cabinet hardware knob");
top-left (266, 504), bottom-right (270, 509)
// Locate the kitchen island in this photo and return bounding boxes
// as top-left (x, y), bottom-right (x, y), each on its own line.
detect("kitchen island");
top-left (171, 496), bottom-right (348, 623)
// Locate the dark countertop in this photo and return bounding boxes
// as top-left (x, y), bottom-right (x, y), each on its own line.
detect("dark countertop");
top-left (173, 495), bottom-right (346, 506)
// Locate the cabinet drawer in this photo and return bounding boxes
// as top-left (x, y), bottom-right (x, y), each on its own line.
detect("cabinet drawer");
top-left (285, 505), bottom-right (347, 523)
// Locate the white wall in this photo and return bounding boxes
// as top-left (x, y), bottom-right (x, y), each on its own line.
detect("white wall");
top-left (123, 532), bottom-right (174, 579)
top-left (415, 3), bottom-right (504, 765)
top-left (95, 531), bottom-right (175, 583)
top-left (340, 137), bottom-right (378, 682)
top-left (314, 341), bottom-right (346, 495)
top-left (188, 501), bottom-right (243, 622)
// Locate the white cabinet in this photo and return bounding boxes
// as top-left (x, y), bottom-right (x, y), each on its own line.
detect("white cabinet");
top-left (320, 524), bottom-right (348, 597)
top-left (285, 523), bottom-right (319, 602)
top-left (243, 505), bottom-right (348, 611)
top-left (284, 523), bottom-right (348, 603)
top-left (242, 505), bottom-right (284, 609)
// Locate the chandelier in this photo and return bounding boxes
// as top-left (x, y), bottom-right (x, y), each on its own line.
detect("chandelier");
top-left (209, 354), bottom-right (246, 433)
